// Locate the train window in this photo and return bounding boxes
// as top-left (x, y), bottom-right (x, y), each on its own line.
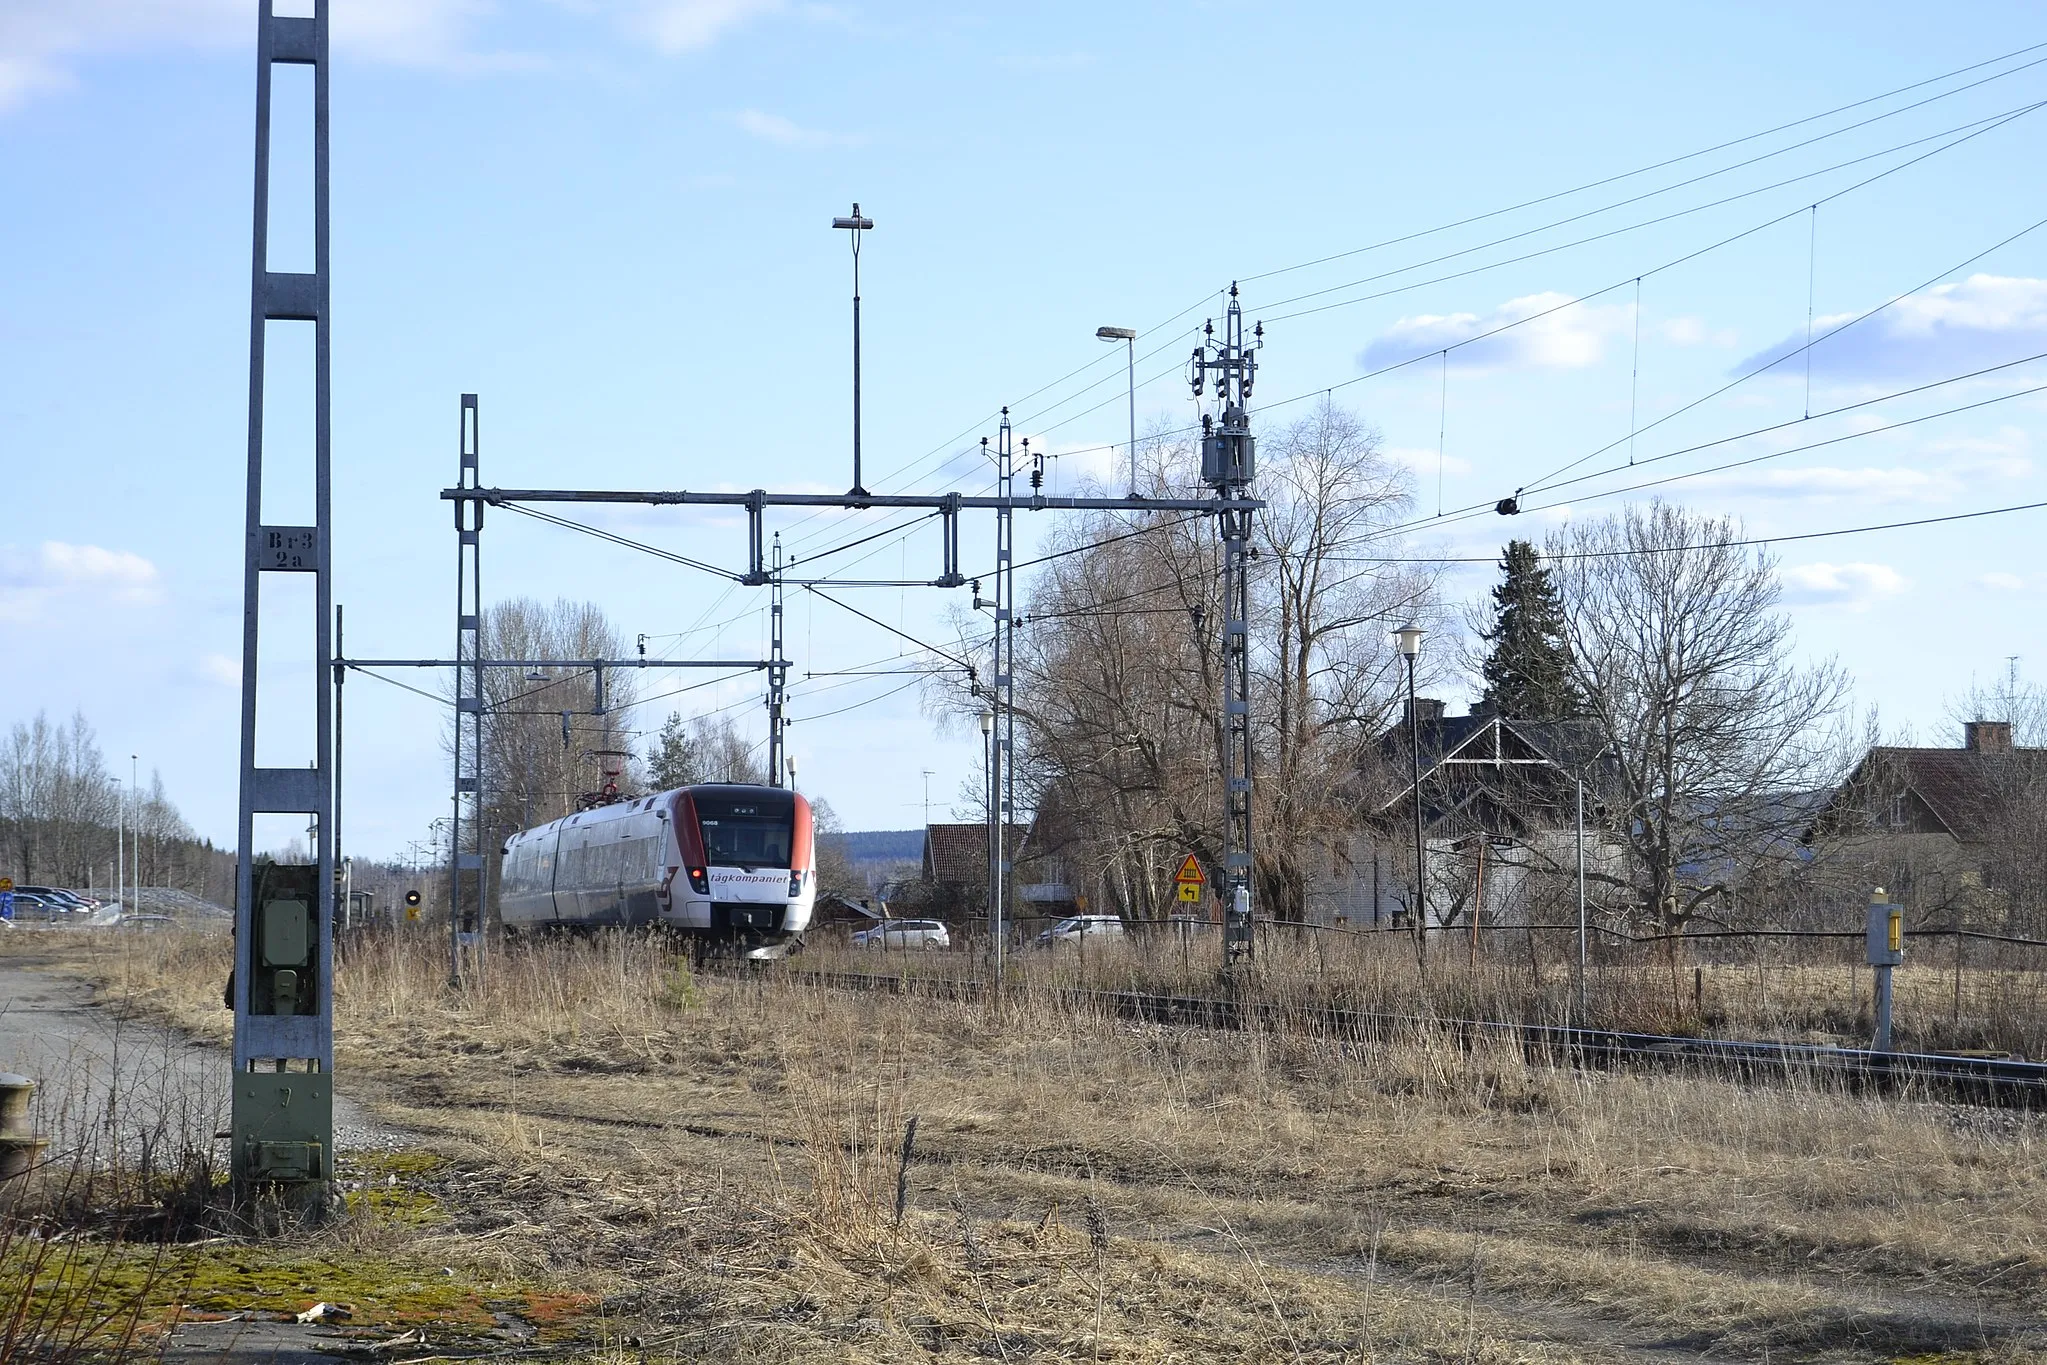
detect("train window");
top-left (694, 790), bottom-right (795, 868)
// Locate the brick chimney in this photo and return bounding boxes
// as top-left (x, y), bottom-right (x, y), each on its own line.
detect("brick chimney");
top-left (1404, 697), bottom-right (1446, 728)
top-left (1965, 720), bottom-right (2013, 754)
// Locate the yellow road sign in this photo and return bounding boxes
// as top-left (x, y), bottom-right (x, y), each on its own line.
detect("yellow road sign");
top-left (1177, 882), bottom-right (1201, 903)
top-left (1173, 854), bottom-right (1204, 885)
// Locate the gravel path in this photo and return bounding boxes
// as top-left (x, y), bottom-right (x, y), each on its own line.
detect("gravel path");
top-left (0, 960), bottom-right (408, 1158)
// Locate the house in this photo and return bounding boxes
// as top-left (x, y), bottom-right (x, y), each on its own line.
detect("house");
top-left (811, 892), bottom-right (889, 931)
top-left (1333, 699), bottom-right (1620, 929)
top-left (1804, 721), bottom-right (2047, 919)
top-left (1809, 722), bottom-right (2046, 845)
top-left (917, 822), bottom-right (1030, 920)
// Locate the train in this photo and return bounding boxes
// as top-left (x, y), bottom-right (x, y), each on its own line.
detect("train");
top-left (498, 783), bottom-right (815, 951)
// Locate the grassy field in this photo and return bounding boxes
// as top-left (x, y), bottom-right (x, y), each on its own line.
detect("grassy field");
top-left (809, 925), bottom-right (2047, 1058)
top-left (11, 924), bottom-right (2047, 1362)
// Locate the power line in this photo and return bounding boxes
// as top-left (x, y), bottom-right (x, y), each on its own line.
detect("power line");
top-left (1518, 208), bottom-right (2047, 497)
top-left (789, 675), bottom-right (928, 724)
top-left (1358, 374), bottom-right (2047, 551)
top-left (1258, 99), bottom-right (2046, 324)
top-left (1326, 498), bottom-right (2047, 565)
top-left (498, 501), bottom-right (739, 581)
top-left (1012, 104), bottom-right (2041, 456)
top-left (1240, 40), bottom-right (2047, 287)
top-left (804, 585), bottom-right (974, 670)
top-left (883, 40), bottom-right (2047, 498)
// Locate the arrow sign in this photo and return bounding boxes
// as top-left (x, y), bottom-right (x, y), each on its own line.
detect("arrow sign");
top-left (1173, 855), bottom-right (1205, 886)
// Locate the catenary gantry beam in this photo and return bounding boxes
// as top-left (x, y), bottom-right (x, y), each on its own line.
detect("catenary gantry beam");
top-left (441, 488), bottom-right (1258, 513)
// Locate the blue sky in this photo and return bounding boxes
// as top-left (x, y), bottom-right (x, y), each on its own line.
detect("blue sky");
top-left (5, 0), bottom-right (2045, 856)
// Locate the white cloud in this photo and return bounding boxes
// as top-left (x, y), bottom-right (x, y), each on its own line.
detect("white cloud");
top-left (197, 653), bottom-right (241, 687)
top-left (732, 108), bottom-right (864, 147)
top-left (1384, 445), bottom-right (1474, 478)
top-left (1683, 428), bottom-right (2031, 506)
top-left (1690, 465), bottom-right (1947, 504)
top-left (1780, 561), bottom-right (1908, 609)
top-left (1737, 275), bottom-right (2047, 381)
top-left (1658, 316), bottom-right (1736, 348)
top-left (1358, 292), bottom-right (1632, 373)
top-left (0, 0), bottom-right (795, 113)
top-left (1923, 427), bottom-right (2032, 480)
top-left (0, 0), bottom-right (534, 109)
top-left (633, 0), bottom-right (783, 54)
top-left (1979, 571), bottom-right (2026, 592)
top-left (0, 541), bottom-right (164, 622)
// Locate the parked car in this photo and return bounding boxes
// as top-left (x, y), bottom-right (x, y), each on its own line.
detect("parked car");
top-left (1035, 914), bottom-right (1125, 947)
top-left (7, 891), bottom-right (73, 922)
top-left (18, 887), bottom-right (97, 913)
top-left (850, 919), bottom-right (951, 951)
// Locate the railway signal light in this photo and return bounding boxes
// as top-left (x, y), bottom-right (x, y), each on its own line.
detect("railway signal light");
top-left (404, 889), bottom-right (422, 921)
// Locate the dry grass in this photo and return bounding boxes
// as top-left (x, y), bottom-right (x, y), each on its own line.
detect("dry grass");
top-left (34, 925), bottom-right (2047, 1361)
top-left (810, 925), bottom-right (2047, 1056)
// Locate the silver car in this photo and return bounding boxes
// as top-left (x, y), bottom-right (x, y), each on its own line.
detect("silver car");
top-left (1035, 914), bottom-right (1125, 947)
top-left (850, 919), bottom-right (951, 951)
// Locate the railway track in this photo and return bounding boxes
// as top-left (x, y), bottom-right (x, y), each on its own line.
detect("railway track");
top-left (762, 965), bottom-right (2047, 1109)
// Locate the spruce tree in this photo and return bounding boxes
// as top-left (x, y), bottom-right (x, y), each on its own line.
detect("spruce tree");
top-left (1479, 540), bottom-right (1583, 721)
top-left (645, 711), bottom-right (703, 790)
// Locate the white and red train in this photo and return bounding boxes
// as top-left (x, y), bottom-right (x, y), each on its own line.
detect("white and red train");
top-left (498, 784), bottom-right (815, 949)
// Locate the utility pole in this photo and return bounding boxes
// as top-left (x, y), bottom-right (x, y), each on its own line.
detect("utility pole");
top-left (233, 0), bottom-right (334, 1200)
top-left (831, 203), bottom-right (874, 498)
top-left (987, 411), bottom-right (1017, 981)
top-left (451, 394), bottom-right (483, 987)
top-left (1188, 285), bottom-right (1262, 967)
top-left (768, 533), bottom-right (790, 785)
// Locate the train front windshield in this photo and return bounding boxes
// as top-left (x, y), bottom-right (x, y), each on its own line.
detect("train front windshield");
top-left (695, 791), bottom-right (795, 868)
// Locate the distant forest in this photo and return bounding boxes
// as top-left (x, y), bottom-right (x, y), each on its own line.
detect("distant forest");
top-left (0, 709), bottom-right (235, 901)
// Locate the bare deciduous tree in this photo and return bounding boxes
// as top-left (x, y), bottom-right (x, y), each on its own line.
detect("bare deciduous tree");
top-left (475, 598), bottom-right (641, 843)
top-left (929, 402), bottom-right (1439, 922)
top-left (1548, 502), bottom-right (1850, 929)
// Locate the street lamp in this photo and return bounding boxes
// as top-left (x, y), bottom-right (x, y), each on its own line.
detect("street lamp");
top-left (1393, 624), bottom-right (1428, 962)
top-left (113, 777), bottom-right (124, 914)
top-left (1096, 326), bottom-right (1137, 496)
top-left (832, 203), bottom-right (875, 497)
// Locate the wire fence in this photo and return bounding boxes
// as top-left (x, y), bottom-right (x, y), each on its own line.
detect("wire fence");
top-left (810, 909), bottom-right (2047, 1059)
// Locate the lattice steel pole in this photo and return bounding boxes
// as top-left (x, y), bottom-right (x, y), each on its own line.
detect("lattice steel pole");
top-left (768, 534), bottom-right (789, 785)
top-left (451, 395), bottom-right (483, 985)
top-left (992, 409), bottom-right (1014, 979)
top-left (1189, 285), bottom-right (1262, 967)
top-left (232, 0), bottom-right (334, 1194)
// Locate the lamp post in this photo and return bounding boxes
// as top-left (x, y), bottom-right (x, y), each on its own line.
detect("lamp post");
top-left (114, 777), bottom-right (124, 916)
top-left (1393, 624), bottom-right (1427, 965)
top-left (1096, 326), bottom-right (1137, 495)
top-left (832, 203), bottom-right (875, 497)
top-left (130, 754), bottom-right (140, 901)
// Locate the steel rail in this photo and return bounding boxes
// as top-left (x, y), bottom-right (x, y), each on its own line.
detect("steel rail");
top-left (768, 967), bottom-right (2047, 1109)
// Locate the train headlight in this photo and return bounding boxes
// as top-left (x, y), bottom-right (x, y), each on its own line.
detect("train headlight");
top-left (686, 866), bottom-right (709, 895)
top-left (787, 870), bottom-right (805, 898)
